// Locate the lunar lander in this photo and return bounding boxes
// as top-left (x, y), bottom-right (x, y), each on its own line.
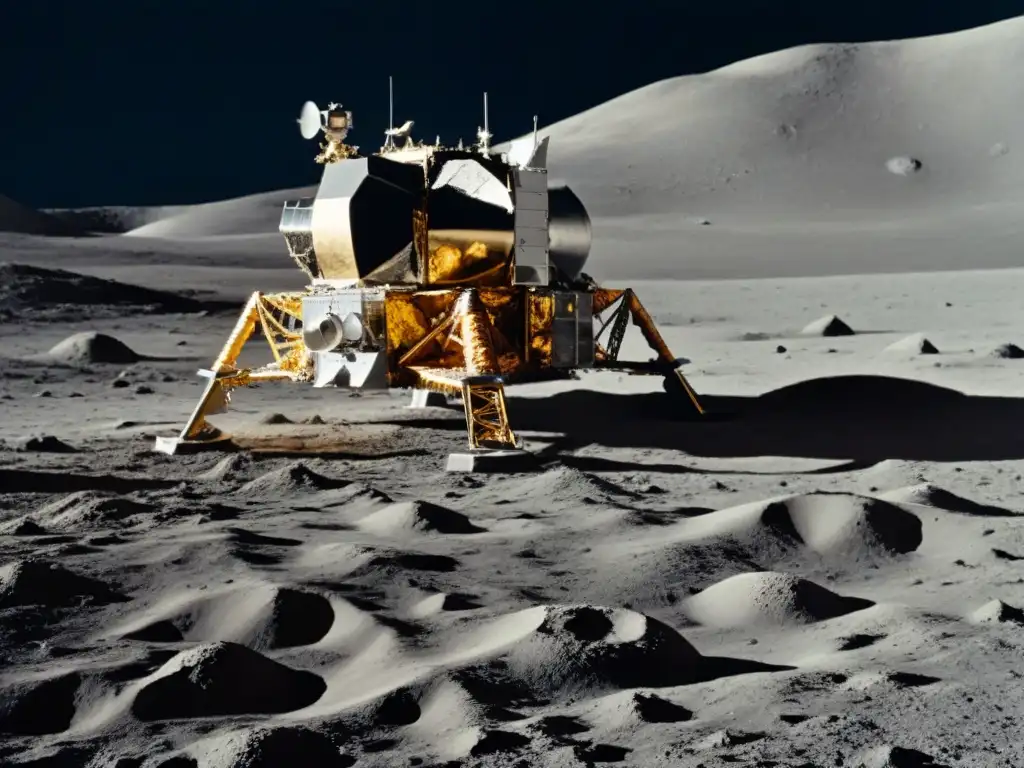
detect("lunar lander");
top-left (154, 83), bottom-right (704, 466)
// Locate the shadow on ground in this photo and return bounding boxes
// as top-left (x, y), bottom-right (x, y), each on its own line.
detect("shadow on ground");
top-left (395, 375), bottom-right (1024, 463)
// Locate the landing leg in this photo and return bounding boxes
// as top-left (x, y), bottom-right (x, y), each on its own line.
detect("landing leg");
top-left (445, 290), bottom-right (535, 472)
top-left (460, 375), bottom-right (518, 450)
top-left (153, 291), bottom-right (306, 455)
top-left (626, 291), bottom-right (704, 416)
top-left (593, 288), bottom-right (705, 417)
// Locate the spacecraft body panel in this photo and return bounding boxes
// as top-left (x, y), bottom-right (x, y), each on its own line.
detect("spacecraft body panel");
top-left (511, 167), bottom-right (549, 286)
top-left (301, 289), bottom-right (388, 388)
top-left (283, 115), bottom-right (599, 389)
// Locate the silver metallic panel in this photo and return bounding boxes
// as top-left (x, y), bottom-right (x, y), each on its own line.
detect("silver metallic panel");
top-left (312, 350), bottom-right (388, 388)
top-left (551, 292), bottom-right (594, 368)
top-left (513, 168), bottom-right (550, 286)
top-left (513, 167), bottom-right (548, 193)
top-left (515, 191), bottom-right (547, 211)
top-left (515, 208), bottom-right (547, 230)
top-left (311, 160), bottom-right (372, 281)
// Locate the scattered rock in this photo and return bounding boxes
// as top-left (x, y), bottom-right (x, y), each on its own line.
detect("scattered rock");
top-left (135, 385), bottom-right (154, 395)
top-left (259, 413), bottom-right (293, 425)
top-left (17, 435), bottom-right (77, 453)
top-left (801, 315), bottom-right (855, 337)
top-left (991, 343), bottom-right (1024, 359)
top-left (45, 332), bottom-right (141, 365)
top-left (970, 599), bottom-right (1024, 626)
top-left (886, 156), bottom-right (923, 176)
top-left (776, 344), bottom-right (787, 353)
top-left (632, 692), bottom-right (693, 723)
top-left (884, 334), bottom-right (938, 354)
top-left (857, 744), bottom-right (946, 767)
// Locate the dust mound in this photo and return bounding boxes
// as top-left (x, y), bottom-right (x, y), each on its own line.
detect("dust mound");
top-left (489, 604), bottom-right (704, 695)
top-left (258, 413), bottom-right (293, 425)
top-left (801, 314), bottom-right (855, 337)
top-left (683, 571), bottom-right (874, 628)
top-left (120, 586), bottom-right (334, 649)
top-left (530, 467), bottom-right (637, 503)
top-left (969, 599), bottom-right (1024, 626)
top-left (0, 263), bottom-right (204, 316)
top-left (631, 692), bottom-right (693, 723)
top-left (35, 491), bottom-right (155, 530)
top-left (0, 517), bottom-right (48, 536)
top-left (235, 462), bottom-right (349, 495)
top-left (884, 333), bottom-right (939, 354)
top-left (693, 492), bottom-right (922, 560)
top-left (260, 588), bottom-right (335, 648)
top-left (45, 332), bottom-right (140, 365)
top-left (358, 500), bottom-right (486, 535)
top-left (200, 726), bottom-right (351, 768)
top-left (408, 591), bottom-right (483, 617)
top-left (16, 435), bottom-right (77, 453)
top-left (991, 342), bottom-right (1024, 359)
top-left (0, 672), bottom-right (82, 736)
top-left (131, 641), bottom-right (326, 720)
top-left (857, 744), bottom-right (946, 767)
top-left (0, 559), bottom-right (125, 608)
top-left (878, 483), bottom-right (1017, 517)
top-left (124, 620), bottom-right (184, 643)
top-left (198, 454), bottom-right (255, 481)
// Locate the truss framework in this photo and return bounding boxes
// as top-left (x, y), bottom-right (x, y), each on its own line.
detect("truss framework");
top-left (160, 284), bottom-right (699, 454)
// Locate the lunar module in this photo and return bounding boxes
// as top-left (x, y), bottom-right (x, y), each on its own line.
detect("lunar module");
top-left (155, 86), bottom-right (703, 462)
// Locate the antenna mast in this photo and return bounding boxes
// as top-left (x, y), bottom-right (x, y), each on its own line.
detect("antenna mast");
top-left (384, 75), bottom-right (395, 151)
top-left (477, 91), bottom-right (492, 155)
top-left (533, 115), bottom-right (538, 150)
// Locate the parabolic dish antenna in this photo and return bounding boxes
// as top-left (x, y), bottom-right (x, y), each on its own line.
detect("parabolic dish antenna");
top-left (298, 101), bottom-right (322, 140)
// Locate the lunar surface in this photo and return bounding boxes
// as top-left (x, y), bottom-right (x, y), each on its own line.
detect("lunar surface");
top-left (3, 15), bottom-right (1024, 768)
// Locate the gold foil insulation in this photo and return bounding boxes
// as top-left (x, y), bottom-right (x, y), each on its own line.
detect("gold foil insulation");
top-left (457, 290), bottom-right (500, 376)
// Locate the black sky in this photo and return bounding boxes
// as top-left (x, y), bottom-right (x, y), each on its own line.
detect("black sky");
top-left (2, 0), bottom-right (1022, 209)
